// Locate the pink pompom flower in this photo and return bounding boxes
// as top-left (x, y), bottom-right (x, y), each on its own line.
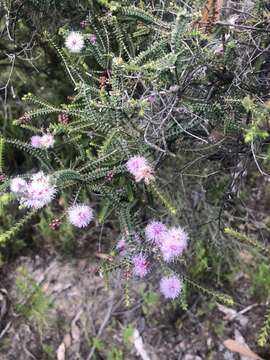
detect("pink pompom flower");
top-left (167, 226), bottom-right (188, 249)
top-left (145, 221), bottom-right (167, 246)
top-left (160, 227), bottom-right (188, 262)
top-left (160, 276), bottom-right (182, 299)
top-left (65, 31), bottom-right (84, 53)
top-left (132, 254), bottom-right (149, 278)
top-left (10, 177), bottom-right (27, 193)
top-left (126, 156), bottom-right (154, 184)
top-left (30, 134), bottom-right (55, 149)
top-left (40, 134), bottom-right (55, 149)
top-left (20, 172), bottom-right (56, 209)
top-left (134, 164), bottom-right (154, 184)
top-left (31, 135), bottom-right (42, 148)
top-left (126, 156), bottom-right (147, 175)
top-left (168, 226), bottom-right (188, 248)
top-left (68, 204), bottom-right (94, 228)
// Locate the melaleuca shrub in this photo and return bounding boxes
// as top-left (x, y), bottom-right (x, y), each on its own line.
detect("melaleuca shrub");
top-left (2, 2), bottom-right (251, 305)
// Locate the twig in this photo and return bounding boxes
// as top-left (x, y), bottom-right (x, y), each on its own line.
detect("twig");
top-left (86, 295), bottom-right (115, 360)
top-left (216, 21), bottom-right (270, 33)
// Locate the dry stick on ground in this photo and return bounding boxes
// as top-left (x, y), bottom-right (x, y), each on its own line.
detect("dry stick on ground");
top-left (86, 294), bottom-right (115, 360)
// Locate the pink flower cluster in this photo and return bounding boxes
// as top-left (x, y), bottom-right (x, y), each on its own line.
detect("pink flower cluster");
top-left (126, 156), bottom-right (154, 184)
top-left (10, 172), bottom-right (56, 209)
top-left (67, 204), bottom-right (94, 228)
top-left (31, 134), bottom-right (55, 149)
top-left (116, 220), bottom-right (188, 299)
top-left (145, 222), bottom-right (188, 262)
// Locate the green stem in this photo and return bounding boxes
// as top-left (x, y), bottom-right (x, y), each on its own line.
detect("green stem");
top-left (149, 183), bottom-right (177, 216)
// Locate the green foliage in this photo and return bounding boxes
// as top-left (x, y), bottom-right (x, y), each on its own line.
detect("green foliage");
top-left (250, 263), bottom-right (270, 299)
top-left (0, 210), bottom-right (36, 245)
top-left (0, 193), bottom-right (14, 214)
top-left (0, 137), bottom-right (5, 173)
top-left (141, 287), bottom-right (159, 315)
top-left (171, 8), bottom-right (191, 52)
top-left (33, 207), bottom-right (75, 254)
top-left (258, 306), bottom-right (270, 347)
top-left (225, 227), bottom-right (270, 256)
top-left (242, 96), bottom-right (269, 143)
top-left (41, 343), bottom-right (55, 358)
top-left (185, 277), bottom-right (234, 306)
top-left (213, 320), bottom-right (226, 337)
top-left (92, 337), bottom-right (105, 350)
top-left (117, 6), bottom-right (170, 30)
top-left (5, 137), bottom-right (52, 171)
top-left (178, 282), bottom-right (188, 311)
top-left (0, 193), bottom-right (28, 258)
top-left (122, 325), bottom-right (134, 348)
top-left (225, 226), bottom-right (270, 348)
top-left (189, 240), bottom-right (209, 279)
top-left (15, 266), bottom-right (53, 335)
top-left (150, 184), bottom-right (177, 215)
top-left (108, 347), bottom-right (124, 360)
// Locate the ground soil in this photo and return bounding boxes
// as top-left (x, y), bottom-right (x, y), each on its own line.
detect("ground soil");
top-left (0, 252), bottom-right (269, 360)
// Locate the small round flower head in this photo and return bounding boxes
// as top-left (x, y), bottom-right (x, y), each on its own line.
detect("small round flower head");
top-left (134, 164), bottom-right (154, 184)
top-left (21, 172), bottom-right (56, 209)
top-left (167, 226), bottom-right (188, 251)
top-left (160, 227), bottom-right (188, 262)
top-left (132, 254), bottom-right (149, 278)
top-left (116, 238), bottom-right (127, 256)
top-left (160, 276), bottom-right (182, 299)
top-left (65, 31), bottom-right (84, 53)
top-left (31, 135), bottom-right (42, 148)
top-left (40, 134), bottom-right (55, 149)
top-left (126, 156), bottom-right (154, 184)
top-left (126, 156), bottom-right (147, 176)
top-left (145, 221), bottom-right (167, 246)
top-left (68, 204), bottom-right (94, 228)
top-left (10, 177), bottom-right (27, 193)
